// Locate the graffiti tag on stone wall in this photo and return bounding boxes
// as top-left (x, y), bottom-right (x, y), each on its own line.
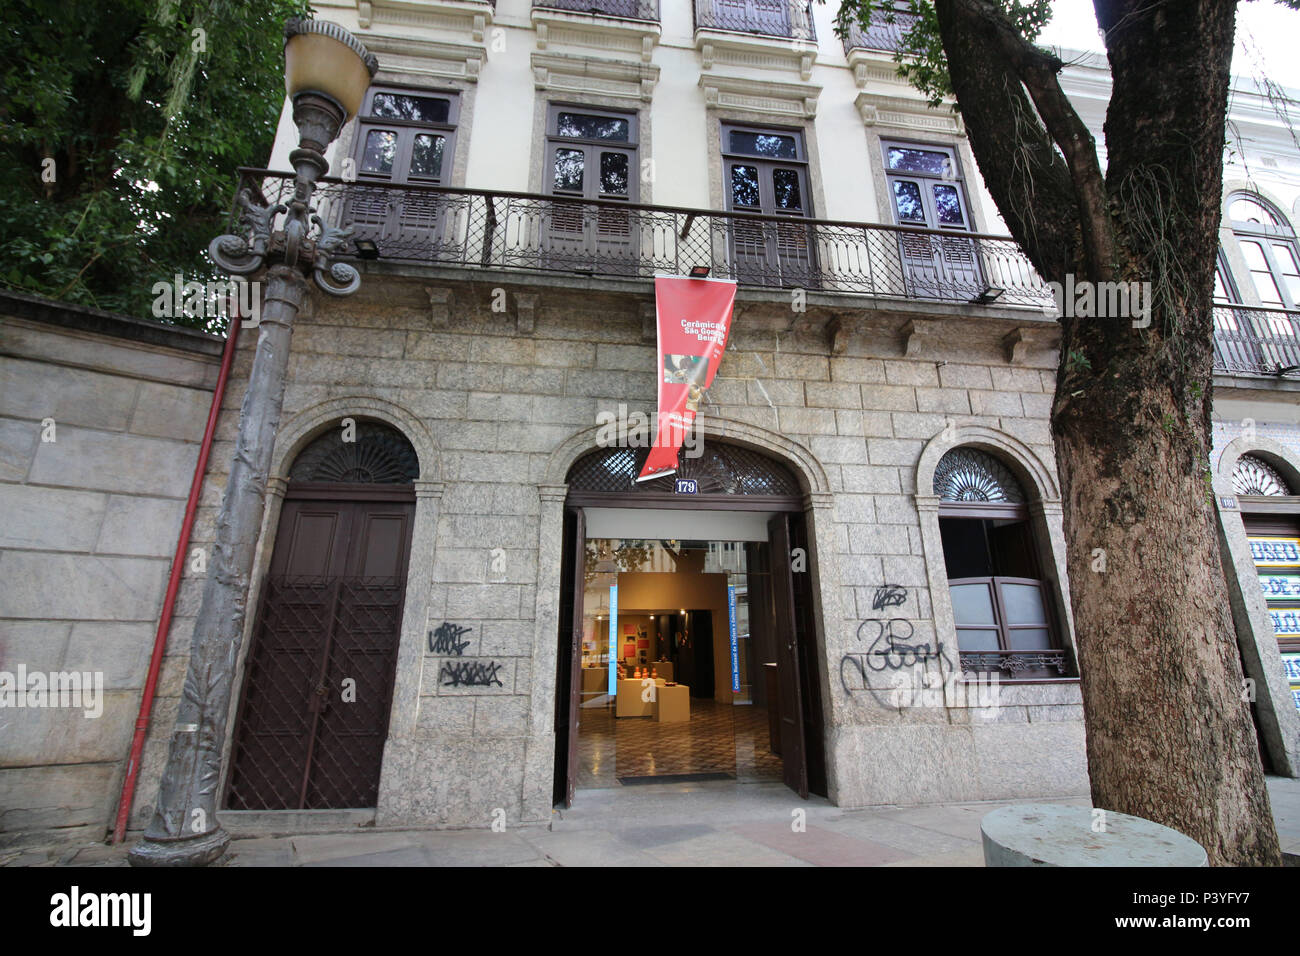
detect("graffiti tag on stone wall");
top-left (871, 584), bottom-right (907, 611)
top-left (839, 585), bottom-right (998, 713)
top-left (840, 585), bottom-right (946, 703)
top-left (429, 621), bottom-right (504, 688)
top-left (440, 660), bottom-right (504, 688)
top-left (429, 621), bottom-right (473, 655)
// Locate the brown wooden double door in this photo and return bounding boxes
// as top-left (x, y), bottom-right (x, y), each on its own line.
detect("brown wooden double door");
top-left (226, 487), bottom-right (414, 810)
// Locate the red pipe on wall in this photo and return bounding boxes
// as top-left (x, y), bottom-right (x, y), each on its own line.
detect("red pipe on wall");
top-left (112, 312), bottom-right (242, 844)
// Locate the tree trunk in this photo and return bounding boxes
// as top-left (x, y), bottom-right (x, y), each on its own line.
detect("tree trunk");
top-left (1053, 325), bottom-right (1281, 866)
top-left (933, 0), bottom-right (1282, 864)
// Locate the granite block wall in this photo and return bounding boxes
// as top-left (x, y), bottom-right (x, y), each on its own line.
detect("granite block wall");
top-left (12, 273), bottom-right (1299, 838)
top-left (124, 273), bottom-right (1095, 826)
top-left (0, 293), bottom-right (222, 844)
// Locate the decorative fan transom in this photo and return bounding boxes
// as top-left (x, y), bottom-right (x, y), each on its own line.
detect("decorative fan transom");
top-left (933, 447), bottom-right (1026, 503)
top-left (1232, 454), bottom-right (1293, 497)
top-left (567, 441), bottom-right (799, 495)
top-left (289, 421), bottom-right (418, 484)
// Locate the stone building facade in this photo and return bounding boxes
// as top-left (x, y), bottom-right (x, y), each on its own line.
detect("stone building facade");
top-left (3, 0), bottom-right (1299, 843)
top-left (122, 274), bottom-right (1085, 828)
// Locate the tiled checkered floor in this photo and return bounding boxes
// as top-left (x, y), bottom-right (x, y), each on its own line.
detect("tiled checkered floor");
top-left (576, 696), bottom-right (784, 788)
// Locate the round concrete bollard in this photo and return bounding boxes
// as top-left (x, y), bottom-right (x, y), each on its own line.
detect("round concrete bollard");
top-left (981, 804), bottom-right (1208, 867)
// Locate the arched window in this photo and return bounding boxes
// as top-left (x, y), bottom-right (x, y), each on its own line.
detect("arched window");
top-left (935, 447), bottom-right (1069, 679)
top-left (1227, 193), bottom-right (1300, 309)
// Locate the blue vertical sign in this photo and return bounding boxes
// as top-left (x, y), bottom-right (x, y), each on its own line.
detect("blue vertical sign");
top-left (727, 585), bottom-right (740, 693)
top-left (608, 585), bottom-right (619, 696)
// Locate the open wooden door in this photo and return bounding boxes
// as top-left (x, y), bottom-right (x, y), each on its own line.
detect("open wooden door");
top-left (790, 511), bottom-right (828, 797)
top-left (553, 507), bottom-right (586, 807)
top-left (768, 513), bottom-right (808, 798)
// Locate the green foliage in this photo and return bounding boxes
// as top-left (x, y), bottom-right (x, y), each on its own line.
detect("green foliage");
top-left (0, 0), bottom-right (310, 330)
top-left (828, 0), bottom-right (1053, 108)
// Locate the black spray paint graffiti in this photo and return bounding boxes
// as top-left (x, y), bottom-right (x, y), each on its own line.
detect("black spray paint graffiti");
top-left (430, 622), bottom-right (503, 690)
top-left (440, 660), bottom-right (504, 688)
top-left (840, 585), bottom-right (951, 707)
top-left (871, 584), bottom-right (907, 611)
top-left (429, 621), bottom-right (473, 655)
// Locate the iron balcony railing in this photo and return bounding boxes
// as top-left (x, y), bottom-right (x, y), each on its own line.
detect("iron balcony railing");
top-left (1213, 303), bottom-right (1300, 377)
top-left (839, 5), bottom-right (917, 55)
top-left (693, 0), bottom-right (816, 41)
top-left (227, 172), bottom-right (1297, 376)
top-left (230, 168), bottom-right (1052, 307)
top-left (533, 0), bottom-right (660, 21)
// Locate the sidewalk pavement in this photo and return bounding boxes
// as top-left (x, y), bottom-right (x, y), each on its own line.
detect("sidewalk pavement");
top-left (4, 776), bottom-right (1297, 867)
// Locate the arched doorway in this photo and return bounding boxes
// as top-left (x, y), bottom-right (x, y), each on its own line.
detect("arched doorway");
top-left (225, 421), bottom-right (418, 810)
top-left (1232, 451), bottom-right (1300, 772)
top-left (552, 440), bottom-right (827, 806)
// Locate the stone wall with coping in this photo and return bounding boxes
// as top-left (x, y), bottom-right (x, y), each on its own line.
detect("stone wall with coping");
top-left (0, 291), bottom-right (222, 845)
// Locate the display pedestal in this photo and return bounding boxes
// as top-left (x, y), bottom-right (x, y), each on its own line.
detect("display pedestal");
top-left (655, 684), bottom-right (690, 723)
top-left (615, 678), bottom-right (654, 717)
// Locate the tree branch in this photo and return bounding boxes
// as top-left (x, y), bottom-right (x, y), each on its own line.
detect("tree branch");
top-left (940, 0), bottom-right (1115, 280)
top-left (1093, 0), bottom-right (1238, 330)
top-left (930, 0), bottom-right (1078, 282)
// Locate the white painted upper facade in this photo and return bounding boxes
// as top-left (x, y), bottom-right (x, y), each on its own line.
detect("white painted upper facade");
top-left (261, 1), bottom-right (1300, 302)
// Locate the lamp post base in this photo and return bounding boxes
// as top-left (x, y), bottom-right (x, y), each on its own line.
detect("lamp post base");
top-left (127, 827), bottom-right (231, 867)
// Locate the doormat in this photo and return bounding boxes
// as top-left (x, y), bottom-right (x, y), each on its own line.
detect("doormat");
top-left (617, 772), bottom-right (737, 785)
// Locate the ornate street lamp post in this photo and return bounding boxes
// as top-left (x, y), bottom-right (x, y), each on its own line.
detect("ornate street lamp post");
top-left (128, 19), bottom-right (377, 867)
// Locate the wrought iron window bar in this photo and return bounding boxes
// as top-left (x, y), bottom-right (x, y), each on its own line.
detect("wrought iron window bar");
top-left (225, 170), bottom-right (1300, 371)
top-left (839, 4), bottom-right (917, 54)
top-left (958, 649), bottom-right (1071, 677)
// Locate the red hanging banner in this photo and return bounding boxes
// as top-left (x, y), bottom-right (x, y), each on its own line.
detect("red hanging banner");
top-left (637, 275), bottom-right (738, 482)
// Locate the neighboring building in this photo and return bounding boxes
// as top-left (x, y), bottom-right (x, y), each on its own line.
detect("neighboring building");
top-left (2, 1), bottom-right (1298, 844)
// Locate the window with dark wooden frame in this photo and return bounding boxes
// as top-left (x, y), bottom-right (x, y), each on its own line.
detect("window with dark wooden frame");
top-left (882, 141), bottom-right (971, 230)
top-left (934, 447), bottom-right (1071, 680)
top-left (541, 104), bottom-right (640, 273)
top-left (545, 105), bottom-right (638, 201)
top-left (881, 139), bottom-right (984, 299)
top-left (347, 88), bottom-right (461, 259)
top-left (355, 88), bottom-right (459, 185)
top-left (721, 122), bottom-right (816, 288)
